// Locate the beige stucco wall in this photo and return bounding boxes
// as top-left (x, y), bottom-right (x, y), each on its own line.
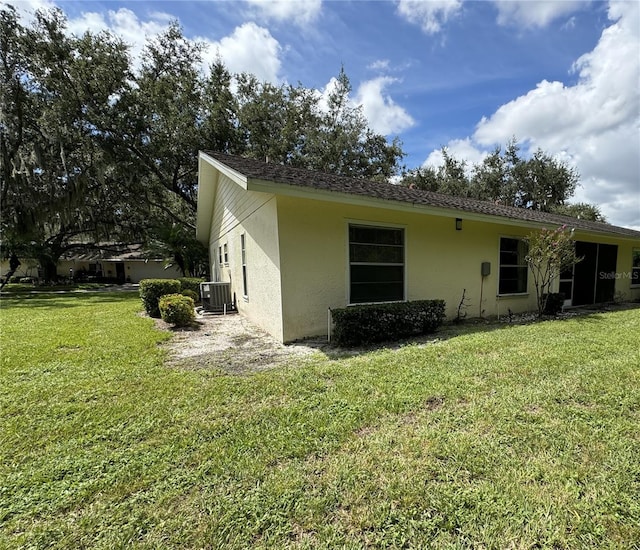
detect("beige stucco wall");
top-left (208, 174), bottom-right (284, 341)
top-left (275, 195), bottom-right (640, 341)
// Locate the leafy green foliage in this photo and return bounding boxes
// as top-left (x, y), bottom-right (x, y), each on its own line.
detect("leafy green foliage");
top-left (331, 300), bottom-right (446, 346)
top-left (1, 8), bottom-right (405, 280)
top-left (0, 6), bottom-right (142, 279)
top-left (180, 289), bottom-right (199, 302)
top-left (525, 226), bottom-right (581, 316)
top-left (543, 292), bottom-right (565, 315)
top-left (550, 202), bottom-right (607, 222)
top-left (158, 293), bottom-right (195, 326)
top-left (178, 277), bottom-right (204, 296)
top-left (139, 278), bottom-right (180, 317)
top-left (402, 139), bottom-right (590, 216)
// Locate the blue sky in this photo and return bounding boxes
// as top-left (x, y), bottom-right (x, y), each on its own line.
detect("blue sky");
top-left (14, 0), bottom-right (640, 229)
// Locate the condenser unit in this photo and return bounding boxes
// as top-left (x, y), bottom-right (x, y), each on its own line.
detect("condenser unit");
top-left (200, 281), bottom-right (236, 314)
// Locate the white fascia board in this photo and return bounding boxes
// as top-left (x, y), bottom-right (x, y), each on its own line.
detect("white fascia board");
top-left (196, 152), bottom-right (252, 244)
top-left (199, 152), bottom-right (249, 189)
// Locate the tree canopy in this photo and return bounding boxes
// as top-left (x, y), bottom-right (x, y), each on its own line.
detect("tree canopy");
top-left (401, 139), bottom-right (605, 222)
top-left (2, 5), bottom-right (605, 283)
top-left (1, 6), bottom-right (405, 279)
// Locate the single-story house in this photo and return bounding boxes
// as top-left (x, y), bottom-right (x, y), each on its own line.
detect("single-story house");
top-left (1, 245), bottom-right (182, 284)
top-left (196, 151), bottom-right (640, 343)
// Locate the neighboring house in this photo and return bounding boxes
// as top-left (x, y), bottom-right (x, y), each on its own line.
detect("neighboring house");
top-left (1, 245), bottom-right (182, 284)
top-left (196, 151), bottom-right (640, 343)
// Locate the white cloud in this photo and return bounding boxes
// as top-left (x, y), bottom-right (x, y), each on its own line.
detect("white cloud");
top-left (201, 22), bottom-right (282, 83)
top-left (369, 59), bottom-right (391, 71)
top-left (245, 0), bottom-right (321, 25)
top-left (66, 6), bottom-right (283, 83)
top-left (424, 138), bottom-right (488, 169)
top-left (11, 0), bottom-right (56, 23)
top-left (396, 0), bottom-right (462, 34)
top-left (422, 1), bottom-right (640, 229)
top-left (19, 3), bottom-right (284, 83)
top-left (493, 0), bottom-right (587, 28)
top-left (355, 77), bottom-right (415, 135)
top-left (65, 8), bottom-right (172, 63)
top-left (317, 76), bottom-right (414, 136)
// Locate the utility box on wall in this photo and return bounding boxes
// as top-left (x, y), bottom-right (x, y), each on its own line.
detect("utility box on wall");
top-left (481, 262), bottom-right (491, 277)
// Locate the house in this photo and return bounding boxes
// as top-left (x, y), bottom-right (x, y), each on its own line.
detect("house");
top-left (1, 245), bottom-right (182, 284)
top-left (196, 151), bottom-right (640, 343)
top-left (56, 245), bottom-right (183, 283)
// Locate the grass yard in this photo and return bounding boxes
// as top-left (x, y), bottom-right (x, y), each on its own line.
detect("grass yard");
top-left (1, 293), bottom-right (639, 549)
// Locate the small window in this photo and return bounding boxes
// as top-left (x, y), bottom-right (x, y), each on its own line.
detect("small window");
top-left (632, 249), bottom-right (640, 285)
top-left (499, 237), bottom-right (528, 294)
top-left (349, 224), bottom-right (404, 304)
top-left (223, 243), bottom-right (228, 265)
top-left (218, 246), bottom-right (223, 266)
top-left (241, 234), bottom-right (248, 297)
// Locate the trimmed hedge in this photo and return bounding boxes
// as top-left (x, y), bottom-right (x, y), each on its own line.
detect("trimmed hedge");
top-left (139, 279), bottom-right (181, 318)
top-left (331, 300), bottom-right (446, 346)
top-left (178, 277), bottom-right (205, 297)
top-left (158, 293), bottom-right (195, 326)
top-left (181, 289), bottom-right (199, 302)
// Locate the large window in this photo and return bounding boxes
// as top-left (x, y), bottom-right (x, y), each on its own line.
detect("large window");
top-left (349, 224), bottom-right (404, 303)
top-left (632, 249), bottom-right (640, 286)
top-left (499, 237), bottom-right (528, 294)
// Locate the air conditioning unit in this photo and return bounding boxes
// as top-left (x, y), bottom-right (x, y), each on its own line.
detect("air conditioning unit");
top-left (200, 281), bottom-right (235, 314)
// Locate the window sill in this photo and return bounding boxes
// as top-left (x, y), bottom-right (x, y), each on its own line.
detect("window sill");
top-left (347, 299), bottom-right (405, 307)
top-left (497, 293), bottom-right (529, 298)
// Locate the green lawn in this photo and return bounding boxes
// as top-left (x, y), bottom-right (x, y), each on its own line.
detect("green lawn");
top-left (1, 293), bottom-right (639, 549)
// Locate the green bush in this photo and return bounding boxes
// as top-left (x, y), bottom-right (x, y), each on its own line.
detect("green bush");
top-left (543, 292), bottom-right (565, 315)
top-left (181, 289), bottom-right (199, 302)
top-left (178, 277), bottom-right (205, 298)
top-left (158, 294), bottom-right (195, 326)
top-left (331, 300), bottom-right (446, 347)
top-left (139, 279), bottom-right (181, 318)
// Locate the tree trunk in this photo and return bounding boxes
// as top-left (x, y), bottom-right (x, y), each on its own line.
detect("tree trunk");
top-left (39, 256), bottom-right (59, 283)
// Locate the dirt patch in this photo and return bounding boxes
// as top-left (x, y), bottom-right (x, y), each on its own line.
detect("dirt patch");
top-left (154, 302), bottom-right (640, 374)
top-left (156, 310), bottom-right (323, 374)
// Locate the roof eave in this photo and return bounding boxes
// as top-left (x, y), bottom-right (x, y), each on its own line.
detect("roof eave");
top-left (247, 177), bottom-right (640, 241)
top-left (196, 152), bottom-right (251, 244)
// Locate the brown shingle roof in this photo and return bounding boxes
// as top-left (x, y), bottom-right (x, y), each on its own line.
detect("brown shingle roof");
top-left (204, 151), bottom-right (640, 239)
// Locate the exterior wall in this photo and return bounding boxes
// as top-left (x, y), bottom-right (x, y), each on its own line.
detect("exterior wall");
top-left (0, 259), bottom-right (39, 280)
top-left (276, 195), bottom-right (640, 341)
top-left (208, 173), bottom-right (284, 341)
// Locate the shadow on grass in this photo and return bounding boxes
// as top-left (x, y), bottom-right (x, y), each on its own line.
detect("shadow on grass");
top-left (297, 303), bottom-right (639, 361)
top-left (0, 291), bottom-right (139, 310)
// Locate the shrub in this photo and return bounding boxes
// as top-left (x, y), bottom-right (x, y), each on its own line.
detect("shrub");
top-left (331, 300), bottom-right (446, 347)
top-left (139, 279), bottom-right (181, 318)
top-left (181, 289), bottom-right (199, 302)
top-left (543, 292), bottom-right (565, 315)
top-left (158, 294), bottom-right (195, 327)
top-left (178, 277), bottom-right (205, 298)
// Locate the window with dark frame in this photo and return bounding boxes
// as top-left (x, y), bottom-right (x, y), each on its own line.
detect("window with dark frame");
top-left (499, 237), bottom-right (529, 294)
top-left (218, 246), bottom-right (223, 267)
top-left (632, 248), bottom-right (640, 285)
top-left (241, 234), bottom-right (248, 297)
top-left (349, 224), bottom-right (404, 304)
top-left (223, 243), bottom-right (228, 265)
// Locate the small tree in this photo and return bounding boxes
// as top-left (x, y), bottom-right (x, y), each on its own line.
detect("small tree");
top-left (525, 226), bottom-right (581, 316)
